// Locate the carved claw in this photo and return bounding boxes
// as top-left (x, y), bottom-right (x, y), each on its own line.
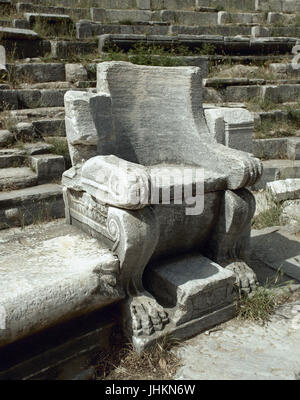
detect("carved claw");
top-left (223, 260), bottom-right (258, 295)
top-left (129, 294), bottom-right (169, 337)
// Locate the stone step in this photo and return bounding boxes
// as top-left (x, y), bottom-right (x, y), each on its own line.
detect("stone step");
top-left (253, 159), bottom-right (300, 190)
top-left (0, 220), bottom-right (120, 378)
top-left (0, 19), bottom-right (12, 27)
top-left (78, 20), bottom-right (300, 39)
top-left (0, 183), bottom-right (64, 228)
top-left (205, 83), bottom-right (300, 104)
top-left (256, 107), bottom-right (300, 124)
top-left (0, 149), bottom-right (26, 168)
top-left (24, 12), bottom-right (73, 27)
top-left (16, 2), bottom-right (90, 20)
top-left (5, 62), bottom-right (96, 84)
top-left (253, 137), bottom-right (300, 160)
top-left (1, 107), bottom-right (65, 125)
top-left (0, 27), bottom-right (51, 59)
top-left (98, 34), bottom-right (298, 56)
top-left (0, 88), bottom-right (70, 110)
top-left (0, 166), bottom-right (37, 190)
top-left (30, 153), bottom-right (65, 184)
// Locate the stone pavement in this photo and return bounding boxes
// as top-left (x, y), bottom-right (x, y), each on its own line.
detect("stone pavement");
top-left (175, 297), bottom-right (300, 380)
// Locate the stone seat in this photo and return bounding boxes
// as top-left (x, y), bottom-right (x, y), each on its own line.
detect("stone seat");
top-left (62, 61), bottom-right (262, 350)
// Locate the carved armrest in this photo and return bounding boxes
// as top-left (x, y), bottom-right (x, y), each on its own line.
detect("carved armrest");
top-left (200, 142), bottom-right (263, 190)
top-left (81, 155), bottom-right (151, 209)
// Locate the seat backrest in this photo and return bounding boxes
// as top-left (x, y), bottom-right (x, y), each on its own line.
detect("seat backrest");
top-left (97, 62), bottom-right (214, 166)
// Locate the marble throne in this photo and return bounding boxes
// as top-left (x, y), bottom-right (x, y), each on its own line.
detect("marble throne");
top-left (62, 62), bottom-right (262, 350)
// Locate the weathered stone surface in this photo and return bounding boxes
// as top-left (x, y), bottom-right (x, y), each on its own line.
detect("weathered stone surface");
top-left (253, 160), bottom-right (300, 190)
top-left (287, 137), bottom-right (300, 160)
top-left (262, 84), bottom-right (300, 103)
top-left (0, 167), bottom-right (37, 190)
top-left (51, 40), bottom-right (97, 58)
top-left (0, 220), bottom-right (122, 347)
top-left (7, 63), bottom-right (66, 83)
top-left (280, 199), bottom-right (300, 231)
top-left (62, 61), bottom-right (262, 350)
top-left (30, 154), bottom-right (65, 184)
top-left (0, 90), bottom-right (18, 110)
top-left (252, 227), bottom-right (300, 282)
top-left (0, 27), bottom-right (39, 40)
top-left (13, 18), bottom-right (30, 29)
top-left (0, 130), bottom-right (14, 147)
top-left (146, 254), bottom-right (235, 326)
top-left (24, 12), bottom-right (72, 26)
top-left (175, 297), bottom-right (300, 380)
top-left (251, 25), bottom-right (270, 37)
top-left (205, 107), bottom-right (254, 153)
top-left (253, 137), bottom-right (288, 159)
top-left (65, 64), bottom-right (88, 83)
top-left (267, 179), bottom-right (300, 202)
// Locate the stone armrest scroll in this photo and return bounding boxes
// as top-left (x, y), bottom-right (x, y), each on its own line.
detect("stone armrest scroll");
top-left (81, 155), bottom-right (151, 210)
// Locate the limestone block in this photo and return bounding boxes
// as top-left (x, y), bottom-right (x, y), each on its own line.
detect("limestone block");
top-left (267, 12), bottom-right (284, 24)
top-left (267, 179), bottom-right (300, 202)
top-left (0, 130), bottom-right (14, 147)
top-left (255, 0), bottom-right (282, 12)
top-left (205, 107), bottom-right (254, 153)
top-left (64, 90), bottom-right (114, 165)
top-left (0, 90), bottom-right (18, 110)
top-left (251, 25), bottom-right (270, 37)
top-left (14, 122), bottom-right (37, 141)
top-left (13, 18), bottom-right (30, 29)
top-left (145, 254), bottom-right (235, 327)
top-left (30, 154), bottom-right (65, 183)
top-left (65, 64), bottom-right (88, 83)
top-left (262, 84), bottom-right (300, 104)
top-left (0, 221), bottom-right (122, 347)
top-left (137, 0), bottom-right (151, 9)
top-left (24, 12), bottom-right (72, 26)
top-left (12, 63), bottom-right (66, 83)
top-left (253, 137), bottom-right (288, 159)
top-left (0, 27), bottom-right (39, 40)
top-left (287, 137), bottom-right (300, 160)
top-left (225, 85), bottom-right (262, 103)
top-left (217, 11), bottom-right (228, 24)
top-left (280, 199), bottom-right (300, 228)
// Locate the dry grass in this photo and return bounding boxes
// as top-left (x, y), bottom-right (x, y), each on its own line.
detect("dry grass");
top-left (94, 328), bottom-right (181, 380)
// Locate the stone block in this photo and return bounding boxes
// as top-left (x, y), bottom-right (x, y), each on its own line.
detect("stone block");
top-left (0, 90), bottom-right (18, 110)
top-left (280, 199), bottom-right (300, 230)
top-left (9, 63), bottom-right (66, 83)
top-left (0, 130), bottom-right (14, 147)
top-left (0, 220), bottom-right (122, 347)
top-left (160, 10), bottom-right (218, 25)
top-left (267, 178), bottom-right (300, 202)
top-left (51, 41), bottom-right (97, 58)
top-left (251, 25), bottom-right (270, 37)
top-left (218, 11), bottom-right (228, 24)
top-left (13, 18), bottom-right (30, 29)
top-left (24, 12), bottom-right (72, 26)
top-left (262, 84), bottom-right (300, 103)
top-left (65, 64), bottom-right (88, 83)
top-left (144, 254), bottom-right (235, 328)
top-left (252, 160), bottom-right (300, 190)
top-left (137, 0), bottom-right (151, 9)
top-left (253, 138), bottom-right (288, 159)
top-left (205, 107), bottom-right (254, 153)
top-left (225, 85), bottom-right (262, 102)
top-left (30, 154), bottom-right (65, 183)
top-left (287, 137), bottom-right (300, 160)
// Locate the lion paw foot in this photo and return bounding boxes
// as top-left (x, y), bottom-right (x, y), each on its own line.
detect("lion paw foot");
top-left (129, 294), bottom-right (169, 337)
top-left (224, 260), bottom-right (258, 295)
